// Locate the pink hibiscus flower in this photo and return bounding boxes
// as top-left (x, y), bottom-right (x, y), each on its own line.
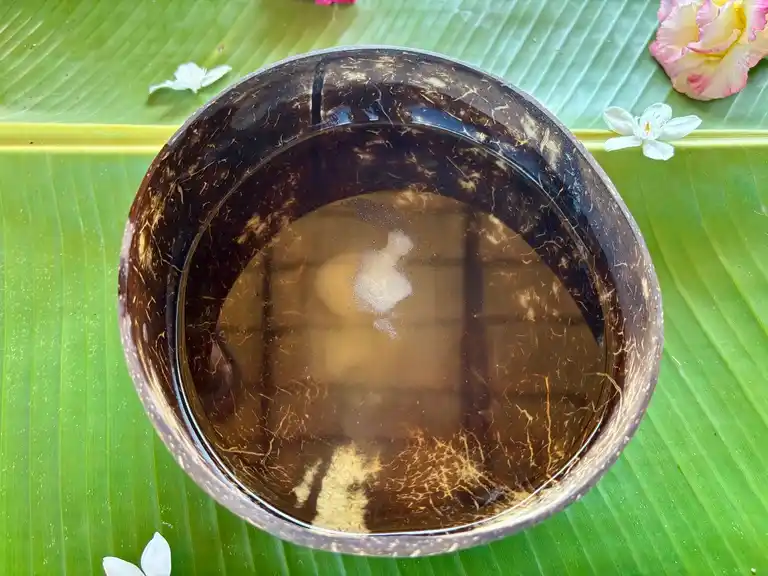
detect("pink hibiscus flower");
top-left (650, 0), bottom-right (768, 100)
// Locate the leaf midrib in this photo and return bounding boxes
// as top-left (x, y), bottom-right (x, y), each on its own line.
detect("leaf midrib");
top-left (2, 123), bottom-right (768, 154)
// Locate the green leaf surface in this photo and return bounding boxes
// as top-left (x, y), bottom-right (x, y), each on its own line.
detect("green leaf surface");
top-left (0, 138), bottom-right (766, 574)
top-left (2, 0), bottom-right (768, 128)
top-left (2, 0), bottom-right (768, 573)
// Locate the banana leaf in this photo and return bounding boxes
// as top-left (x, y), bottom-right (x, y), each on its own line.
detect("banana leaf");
top-left (1, 0), bottom-right (767, 128)
top-left (1, 0), bottom-right (768, 574)
top-left (0, 131), bottom-right (766, 575)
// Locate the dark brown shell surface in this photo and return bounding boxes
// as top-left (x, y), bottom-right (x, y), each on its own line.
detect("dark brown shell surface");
top-left (118, 47), bottom-right (662, 557)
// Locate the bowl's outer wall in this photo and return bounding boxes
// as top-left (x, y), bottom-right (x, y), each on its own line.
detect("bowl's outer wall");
top-left (118, 47), bottom-right (662, 557)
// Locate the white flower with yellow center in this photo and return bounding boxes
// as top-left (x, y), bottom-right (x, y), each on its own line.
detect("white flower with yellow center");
top-left (603, 103), bottom-right (702, 161)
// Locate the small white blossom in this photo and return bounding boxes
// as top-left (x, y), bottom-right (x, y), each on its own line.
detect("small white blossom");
top-left (149, 62), bottom-right (232, 94)
top-left (603, 103), bottom-right (701, 161)
top-left (103, 532), bottom-right (171, 576)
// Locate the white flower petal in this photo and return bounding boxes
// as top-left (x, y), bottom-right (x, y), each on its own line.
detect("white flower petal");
top-left (148, 80), bottom-right (177, 95)
top-left (103, 557), bottom-right (146, 576)
top-left (604, 135), bottom-right (643, 152)
top-left (638, 103), bottom-right (673, 138)
top-left (140, 533), bottom-right (171, 576)
top-left (642, 139), bottom-right (675, 161)
top-left (603, 107), bottom-right (637, 136)
top-left (149, 62), bottom-right (230, 94)
top-left (659, 115), bottom-right (702, 141)
top-left (640, 103), bottom-right (673, 126)
top-left (173, 62), bottom-right (207, 91)
top-left (201, 65), bottom-right (233, 88)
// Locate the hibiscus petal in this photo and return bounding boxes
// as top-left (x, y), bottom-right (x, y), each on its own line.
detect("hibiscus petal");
top-left (659, 0), bottom-right (698, 22)
top-left (696, 0), bottom-right (720, 28)
top-left (676, 39), bottom-right (767, 100)
top-left (603, 107), bottom-right (637, 136)
top-left (689, 28), bottom-right (741, 54)
top-left (652, 0), bottom-right (768, 100)
top-left (656, 49), bottom-right (722, 99)
top-left (643, 140), bottom-right (675, 161)
top-left (659, 115), bottom-right (702, 140)
top-left (103, 557), bottom-right (146, 576)
top-left (745, 0), bottom-right (768, 40)
top-left (604, 135), bottom-right (642, 152)
top-left (650, 2), bottom-right (701, 67)
top-left (689, 63), bottom-right (746, 99)
top-left (140, 533), bottom-right (171, 576)
top-left (690, 0), bottom-right (742, 54)
top-left (659, 0), bottom-right (675, 21)
top-left (745, 18), bottom-right (768, 67)
top-left (201, 65), bottom-right (233, 88)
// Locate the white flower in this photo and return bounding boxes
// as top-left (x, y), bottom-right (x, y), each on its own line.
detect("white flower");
top-left (603, 103), bottom-right (701, 161)
top-left (103, 532), bottom-right (171, 576)
top-left (149, 62), bottom-right (232, 94)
